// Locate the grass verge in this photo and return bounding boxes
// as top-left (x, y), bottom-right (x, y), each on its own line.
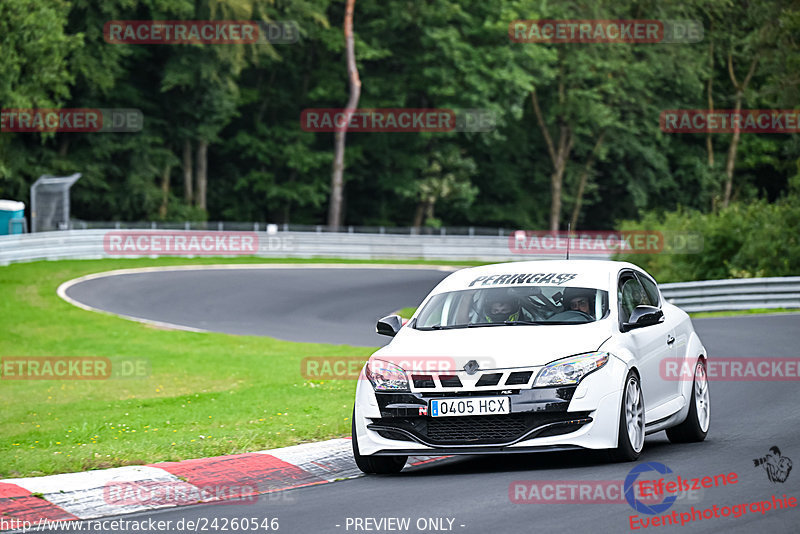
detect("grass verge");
top-left (689, 307), bottom-right (800, 318)
top-left (0, 257), bottom-right (478, 478)
top-left (4, 257), bottom-right (788, 478)
top-left (392, 307), bottom-right (418, 319)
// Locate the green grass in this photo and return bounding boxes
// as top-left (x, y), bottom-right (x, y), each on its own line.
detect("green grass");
top-left (0, 257), bottom-right (480, 478)
top-left (689, 307), bottom-right (800, 318)
top-left (4, 256), bottom-right (788, 478)
top-left (392, 307), bottom-right (418, 319)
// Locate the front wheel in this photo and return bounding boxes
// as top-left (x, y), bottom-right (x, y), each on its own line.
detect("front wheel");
top-left (608, 371), bottom-right (645, 462)
top-left (352, 411), bottom-right (407, 474)
top-left (666, 359), bottom-right (710, 443)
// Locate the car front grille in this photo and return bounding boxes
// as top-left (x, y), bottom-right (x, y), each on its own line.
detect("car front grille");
top-left (506, 371), bottom-right (533, 385)
top-left (475, 373), bottom-right (502, 386)
top-left (407, 367), bottom-right (540, 392)
top-left (411, 374), bottom-right (435, 388)
top-left (439, 375), bottom-right (463, 388)
top-left (427, 415), bottom-right (529, 442)
top-left (370, 411), bottom-right (591, 446)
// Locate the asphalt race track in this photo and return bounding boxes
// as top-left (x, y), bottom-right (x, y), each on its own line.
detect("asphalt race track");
top-left (63, 266), bottom-right (453, 346)
top-left (52, 267), bottom-right (800, 533)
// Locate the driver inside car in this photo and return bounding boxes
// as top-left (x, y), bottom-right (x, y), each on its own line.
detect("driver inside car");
top-left (481, 291), bottom-right (524, 323)
top-left (562, 288), bottom-right (596, 318)
top-left (569, 295), bottom-right (591, 314)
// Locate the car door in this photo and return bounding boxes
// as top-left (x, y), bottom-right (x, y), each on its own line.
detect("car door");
top-left (637, 272), bottom-right (683, 401)
top-left (618, 270), bottom-right (676, 421)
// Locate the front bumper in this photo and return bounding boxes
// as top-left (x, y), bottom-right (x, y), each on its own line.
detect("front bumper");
top-left (354, 355), bottom-right (628, 456)
top-left (368, 388), bottom-right (592, 447)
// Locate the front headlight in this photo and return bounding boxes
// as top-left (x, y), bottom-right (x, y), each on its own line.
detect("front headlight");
top-left (365, 359), bottom-right (410, 392)
top-left (533, 351), bottom-right (610, 387)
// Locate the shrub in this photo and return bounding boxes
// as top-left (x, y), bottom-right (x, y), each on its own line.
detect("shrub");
top-left (614, 194), bottom-right (800, 283)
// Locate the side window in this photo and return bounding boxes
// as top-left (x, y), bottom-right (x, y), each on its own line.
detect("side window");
top-left (618, 276), bottom-right (648, 323)
top-left (638, 274), bottom-right (660, 308)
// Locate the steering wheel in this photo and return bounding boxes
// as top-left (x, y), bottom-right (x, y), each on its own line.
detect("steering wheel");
top-left (549, 310), bottom-right (594, 322)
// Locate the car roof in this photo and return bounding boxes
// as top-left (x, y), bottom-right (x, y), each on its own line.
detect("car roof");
top-left (431, 259), bottom-right (644, 294)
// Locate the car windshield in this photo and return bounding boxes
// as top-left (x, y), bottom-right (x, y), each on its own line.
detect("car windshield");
top-left (414, 286), bottom-right (609, 329)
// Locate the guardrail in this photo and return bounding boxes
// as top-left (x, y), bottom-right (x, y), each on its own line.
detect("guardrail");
top-left (660, 277), bottom-right (800, 313)
top-left (2, 230), bottom-right (797, 313)
top-left (0, 229), bottom-right (596, 264)
top-left (67, 220), bottom-right (513, 236)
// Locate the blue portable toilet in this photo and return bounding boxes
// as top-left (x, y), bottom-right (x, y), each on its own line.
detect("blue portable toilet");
top-left (0, 200), bottom-right (26, 235)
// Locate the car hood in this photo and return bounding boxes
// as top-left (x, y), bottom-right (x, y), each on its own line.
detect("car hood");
top-left (372, 320), bottom-right (613, 371)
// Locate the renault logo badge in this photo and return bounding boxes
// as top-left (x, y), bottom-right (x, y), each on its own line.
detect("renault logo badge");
top-left (464, 360), bottom-right (480, 375)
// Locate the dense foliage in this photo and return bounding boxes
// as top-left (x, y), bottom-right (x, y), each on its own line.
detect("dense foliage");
top-left (0, 0), bottom-right (797, 239)
top-left (616, 176), bottom-right (800, 282)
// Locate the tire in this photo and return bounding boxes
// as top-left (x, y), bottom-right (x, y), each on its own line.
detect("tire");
top-left (351, 410), bottom-right (407, 474)
top-left (608, 371), bottom-right (645, 462)
top-left (666, 359), bottom-right (710, 443)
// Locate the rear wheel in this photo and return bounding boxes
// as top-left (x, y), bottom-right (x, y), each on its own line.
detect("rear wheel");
top-left (351, 410), bottom-right (407, 474)
top-left (608, 371), bottom-right (645, 462)
top-left (666, 359), bottom-right (709, 443)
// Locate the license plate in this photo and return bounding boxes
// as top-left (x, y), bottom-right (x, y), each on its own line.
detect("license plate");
top-left (429, 397), bottom-right (511, 417)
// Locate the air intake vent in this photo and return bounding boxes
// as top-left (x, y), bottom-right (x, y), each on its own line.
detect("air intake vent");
top-left (475, 373), bottom-right (502, 386)
top-left (505, 371), bottom-right (533, 385)
top-left (427, 415), bottom-right (528, 442)
top-left (439, 375), bottom-right (462, 388)
top-left (412, 374), bottom-right (435, 388)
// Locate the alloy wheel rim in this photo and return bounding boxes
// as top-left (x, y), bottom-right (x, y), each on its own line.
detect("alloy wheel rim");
top-left (694, 362), bottom-right (710, 432)
top-left (625, 377), bottom-right (645, 452)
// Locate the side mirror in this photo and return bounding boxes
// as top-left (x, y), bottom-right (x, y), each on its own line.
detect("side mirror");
top-left (622, 305), bottom-right (664, 332)
top-left (376, 314), bottom-right (403, 337)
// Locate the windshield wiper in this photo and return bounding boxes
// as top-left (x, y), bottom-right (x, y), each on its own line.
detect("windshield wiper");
top-left (420, 320), bottom-right (558, 330)
top-left (464, 320), bottom-right (542, 327)
top-left (419, 319), bottom-right (589, 330)
top-left (466, 320), bottom-right (582, 327)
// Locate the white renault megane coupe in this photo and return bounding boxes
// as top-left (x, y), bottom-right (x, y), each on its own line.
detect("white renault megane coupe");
top-left (352, 260), bottom-right (710, 473)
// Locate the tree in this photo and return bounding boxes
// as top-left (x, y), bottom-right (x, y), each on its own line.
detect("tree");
top-left (408, 146), bottom-right (478, 229)
top-left (706, 0), bottom-right (794, 207)
top-left (1, 0), bottom-right (796, 232)
top-left (327, 0), bottom-right (360, 230)
top-left (0, 0), bottom-right (78, 194)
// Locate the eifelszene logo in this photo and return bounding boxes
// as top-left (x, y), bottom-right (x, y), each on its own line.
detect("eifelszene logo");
top-left (625, 462), bottom-right (677, 515)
